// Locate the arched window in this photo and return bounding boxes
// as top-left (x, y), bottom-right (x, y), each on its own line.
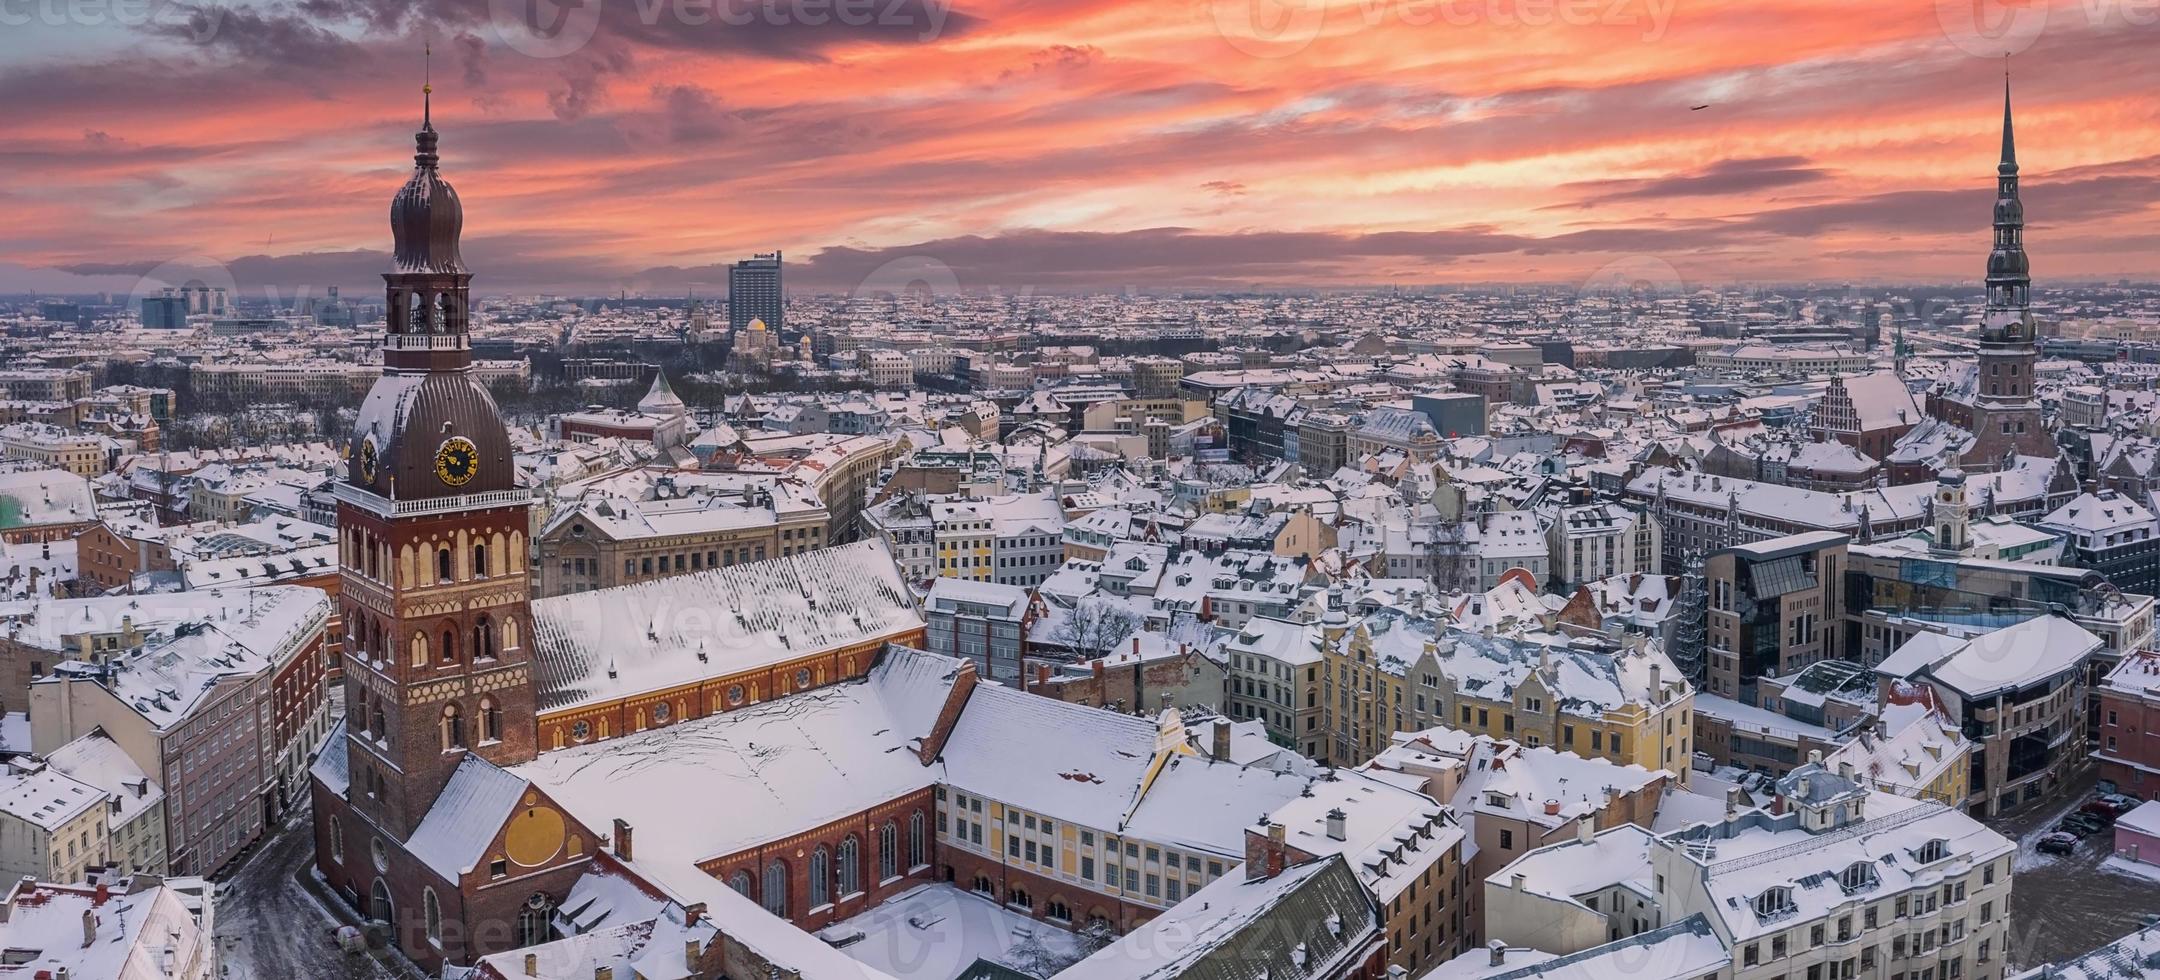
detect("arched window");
top-left (437, 547), bottom-right (453, 583)
top-left (480, 696), bottom-right (501, 743)
top-left (503, 617), bottom-right (520, 652)
top-left (809, 846), bottom-right (831, 908)
top-left (370, 878), bottom-right (393, 925)
top-left (728, 872), bottom-right (752, 897)
top-left (837, 836), bottom-right (861, 898)
top-left (879, 822), bottom-right (898, 881)
top-left (410, 632), bottom-right (428, 668)
top-left (473, 542), bottom-right (489, 579)
top-left (473, 616), bottom-right (495, 661)
top-left (517, 893), bottom-right (553, 947)
top-left (762, 861), bottom-right (789, 918)
top-left (1046, 899), bottom-right (1072, 922)
top-left (441, 629), bottom-right (457, 664)
top-left (329, 815), bottom-right (344, 862)
top-left (423, 887), bottom-right (442, 947)
top-left (370, 706), bottom-right (387, 744)
top-left (441, 703), bottom-right (464, 751)
top-left (353, 686), bottom-right (370, 736)
top-left (908, 811), bottom-right (925, 869)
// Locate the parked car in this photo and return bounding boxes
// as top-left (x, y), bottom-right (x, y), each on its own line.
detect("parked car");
top-left (2079, 801), bottom-right (2123, 823)
top-left (2060, 813), bottom-right (2109, 836)
top-left (2038, 832), bottom-right (2079, 855)
top-left (2097, 793), bottom-right (2142, 812)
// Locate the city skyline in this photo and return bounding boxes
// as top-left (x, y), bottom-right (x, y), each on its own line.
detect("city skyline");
top-left (2, 1), bottom-right (2158, 296)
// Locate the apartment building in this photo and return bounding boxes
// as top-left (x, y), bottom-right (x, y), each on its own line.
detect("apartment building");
top-left (1874, 615), bottom-right (2101, 817)
top-left (1547, 502), bottom-right (1661, 594)
top-left (534, 484), bottom-right (829, 597)
top-left (1320, 608), bottom-right (1694, 776)
top-left (1474, 760), bottom-right (2017, 980)
top-left (1221, 615), bottom-right (1326, 757)
top-left (1704, 531), bottom-right (1847, 704)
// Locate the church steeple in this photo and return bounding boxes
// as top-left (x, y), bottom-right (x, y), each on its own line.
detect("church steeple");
top-left (1998, 74), bottom-right (2016, 173)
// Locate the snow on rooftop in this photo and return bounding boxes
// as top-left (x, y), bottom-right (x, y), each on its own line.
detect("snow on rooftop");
top-left (529, 539), bottom-right (923, 712)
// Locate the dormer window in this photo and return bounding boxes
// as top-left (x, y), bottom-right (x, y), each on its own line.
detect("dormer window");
top-left (1915, 838), bottom-right (1948, 863)
top-left (1752, 886), bottom-right (1795, 919)
top-left (1838, 861), bottom-right (1876, 893)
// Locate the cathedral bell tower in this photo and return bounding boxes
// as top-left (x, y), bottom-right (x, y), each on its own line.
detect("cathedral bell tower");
top-left (338, 81), bottom-right (539, 840)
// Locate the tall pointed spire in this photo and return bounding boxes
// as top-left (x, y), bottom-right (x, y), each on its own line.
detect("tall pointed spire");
top-left (423, 39), bottom-right (434, 132)
top-left (1998, 63), bottom-right (2016, 173)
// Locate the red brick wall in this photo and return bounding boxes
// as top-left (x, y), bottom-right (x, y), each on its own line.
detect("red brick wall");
top-left (2100, 684), bottom-right (2160, 799)
top-left (696, 788), bottom-right (937, 933)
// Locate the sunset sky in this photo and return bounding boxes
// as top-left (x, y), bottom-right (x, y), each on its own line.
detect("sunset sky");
top-left (2, 0), bottom-right (2158, 296)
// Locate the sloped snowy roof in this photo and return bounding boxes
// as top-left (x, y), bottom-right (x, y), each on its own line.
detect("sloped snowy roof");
top-left (406, 754), bottom-right (530, 879)
top-left (529, 540), bottom-right (922, 712)
top-left (940, 682), bottom-right (1156, 831)
top-left (1057, 854), bottom-right (1379, 980)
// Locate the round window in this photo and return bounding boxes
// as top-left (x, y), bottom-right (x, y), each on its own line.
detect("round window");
top-left (653, 702), bottom-right (672, 723)
top-left (727, 685), bottom-right (746, 706)
top-left (795, 668), bottom-right (813, 688)
top-left (571, 720), bottom-right (591, 741)
top-left (371, 837), bottom-right (389, 873)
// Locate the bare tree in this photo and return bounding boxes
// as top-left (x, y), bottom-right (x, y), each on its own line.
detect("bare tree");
top-left (1050, 600), bottom-right (1142, 661)
top-left (1003, 927), bottom-right (1080, 978)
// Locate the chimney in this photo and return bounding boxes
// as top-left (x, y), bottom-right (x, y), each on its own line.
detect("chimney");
top-left (1577, 817), bottom-right (1594, 844)
top-left (1807, 749), bottom-right (1823, 766)
top-left (1648, 663), bottom-right (1662, 702)
top-left (686, 939), bottom-right (701, 970)
top-left (1838, 760), bottom-right (1854, 782)
top-left (524, 953), bottom-right (539, 977)
top-left (1132, 636), bottom-right (1140, 656)
top-left (596, 968), bottom-right (613, 980)
top-left (1212, 717), bottom-right (1232, 759)
top-left (1091, 659), bottom-right (1105, 684)
top-left (1488, 939), bottom-right (1508, 967)
top-left (1325, 808), bottom-right (1347, 841)
top-left (1543, 799), bottom-right (1561, 816)
top-left (1263, 823), bottom-right (1288, 879)
top-left (1725, 786), bottom-right (1740, 817)
top-left (81, 908), bottom-right (96, 948)
top-left (1036, 663), bottom-right (1051, 688)
top-left (613, 818), bottom-right (634, 861)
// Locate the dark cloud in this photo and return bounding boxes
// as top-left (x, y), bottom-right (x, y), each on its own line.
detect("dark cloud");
top-left (152, 4), bottom-right (372, 70)
top-left (1558, 156), bottom-right (1832, 207)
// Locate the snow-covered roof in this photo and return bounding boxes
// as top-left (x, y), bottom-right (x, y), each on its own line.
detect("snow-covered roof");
top-left (1057, 854), bottom-right (1378, 980)
top-left (513, 647), bottom-right (960, 867)
top-left (1873, 615), bottom-right (2102, 697)
top-left (529, 539), bottom-right (923, 712)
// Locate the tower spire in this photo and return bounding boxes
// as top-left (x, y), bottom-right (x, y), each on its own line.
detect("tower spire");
top-left (423, 40), bottom-right (434, 131)
top-left (1999, 61), bottom-right (2016, 173)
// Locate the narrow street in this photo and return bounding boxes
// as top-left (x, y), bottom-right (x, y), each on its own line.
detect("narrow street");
top-left (214, 805), bottom-right (408, 980)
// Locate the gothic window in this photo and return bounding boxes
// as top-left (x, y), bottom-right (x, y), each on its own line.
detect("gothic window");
top-left (516, 893), bottom-right (553, 947)
top-left (441, 629), bottom-right (457, 664)
top-left (503, 617), bottom-right (519, 651)
top-left (763, 861), bottom-right (789, 918)
top-left (837, 836), bottom-right (861, 897)
top-left (353, 686), bottom-right (370, 735)
top-left (437, 547), bottom-right (454, 583)
top-left (728, 872), bottom-right (752, 898)
top-left (410, 632), bottom-right (428, 668)
top-left (880, 822), bottom-right (898, 881)
top-left (480, 696), bottom-right (501, 743)
top-left (473, 616), bottom-right (494, 660)
top-left (473, 542), bottom-right (489, 579)
top-left (370, 706), bottom-right (387, 744)
top-left (809, 846), bottom-right (831, 908)
top-left (329, 815), bottom-right (344, 862)
top-left (441, 703), bottom-right (465, 751)
top-left (909, 811), bottom-right (926, 869)
top-left (423, 887), bottom-right (442, 946)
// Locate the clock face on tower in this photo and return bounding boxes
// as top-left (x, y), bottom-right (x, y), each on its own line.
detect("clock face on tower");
top-left (434, 436), bottom-right (480, 487)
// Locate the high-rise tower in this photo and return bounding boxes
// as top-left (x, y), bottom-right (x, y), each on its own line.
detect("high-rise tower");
top-left (1963, 77), bottom-right (2055, 469)
top-left (337, 86), bottom-right (539, 840)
